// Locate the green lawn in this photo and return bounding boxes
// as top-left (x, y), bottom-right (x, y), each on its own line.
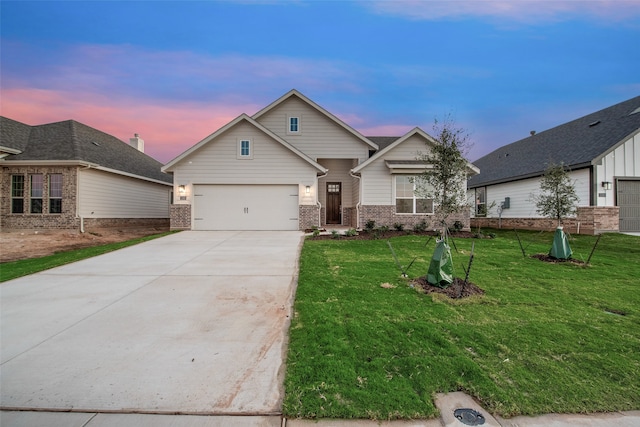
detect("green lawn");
top-left (284, 229), bottom-right (640, 420)
top-left (0, 231), bottom-right (176, 282)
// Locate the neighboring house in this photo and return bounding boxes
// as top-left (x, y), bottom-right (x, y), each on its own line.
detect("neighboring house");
top-left (162, 90), bottom-right (478, 231)
top-left (467, 96), bottom-right (640, 234)
top-left (1, 117), bottom-right (173, 231)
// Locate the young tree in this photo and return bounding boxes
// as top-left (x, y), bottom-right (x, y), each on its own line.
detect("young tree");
top-left (533, 163), bottom-right (579, 226)
top-left (416, 115), bottom-right (473, 288)
top-left (415, 114), bottom-right (473, 234)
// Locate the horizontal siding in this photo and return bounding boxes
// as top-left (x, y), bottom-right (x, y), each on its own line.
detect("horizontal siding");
top-left (595, 133), bottom-right (640, 206)
top-left (471, 168), bottom-right (590, 218)
top-left (361, 135), bottom-right (432, 205)
top-left (78, 169), bottom-right (170, 218)
top-left (172, 121), bottom-right (318, 186)
top-left (256, 96), bottom-right (370, 161)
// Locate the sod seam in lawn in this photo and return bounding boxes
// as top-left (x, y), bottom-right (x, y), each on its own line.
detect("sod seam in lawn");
top-left (283, 230), bottom-right (640, 420)
top-left (0, 231), bottom-right (176, 282)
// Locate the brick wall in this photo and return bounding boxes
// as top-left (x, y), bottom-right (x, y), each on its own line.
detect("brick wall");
top-left (299, 205), bottom-right (319, 230)
top-left (1, 165), bottom-right (79, 229)
top-left (470, 206), bottom-right (620, 235)
top-left (170, 204), bottom-right (192, 230)
top-left (358, 205), bottom-right (470, 231)
top-left (82, 218), bottom-right (169, 232)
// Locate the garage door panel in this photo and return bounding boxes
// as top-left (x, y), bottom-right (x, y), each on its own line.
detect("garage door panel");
top-left (194, 185), bottom-right (299, 230)
top-left (618, 180), bottom-right (640, 232)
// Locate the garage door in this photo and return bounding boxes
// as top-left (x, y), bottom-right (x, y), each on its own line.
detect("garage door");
top-left (193, 185), bottom-right (299, 230)
top-left (618, 180), bottom-right (640, 232)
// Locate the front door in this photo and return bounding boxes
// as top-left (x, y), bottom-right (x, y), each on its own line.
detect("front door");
top-left (326, 182), bottom-right (341, 224)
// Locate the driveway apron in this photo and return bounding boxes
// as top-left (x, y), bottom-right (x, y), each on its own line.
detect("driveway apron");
top-left (0, 231), bottom-right (303, 415)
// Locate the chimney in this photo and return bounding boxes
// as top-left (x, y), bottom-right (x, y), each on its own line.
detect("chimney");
top-left (129, 133), bottom-right (144, 152)
top-left (530, 130), bottom-right (536, 136)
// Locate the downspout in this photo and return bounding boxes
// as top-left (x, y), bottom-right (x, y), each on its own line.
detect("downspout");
top-left (317, 171), bottom-right (328, 228)
top-left (349, 171), bottom-right (362, 230)
top-left (77, 164), bottom-right (93, 233)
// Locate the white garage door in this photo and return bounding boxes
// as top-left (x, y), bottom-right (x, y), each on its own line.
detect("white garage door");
top-left (618, 180), bottom-right (640, 232)
top-left (193, 184), bottom-right (299, 230)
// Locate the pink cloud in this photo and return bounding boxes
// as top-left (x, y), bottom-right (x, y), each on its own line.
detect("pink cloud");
top-left (0, 87), bottom-right (259, 163)
top-left (367, 0), bottom-right (640, 24)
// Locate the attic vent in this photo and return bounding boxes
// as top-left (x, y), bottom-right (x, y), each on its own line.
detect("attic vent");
top-left (92, 141), bottom-right (100, 146)
top-left (589, 120), bottom-right (601, 127)
top-left (630, 107), bottom-right (640, 115)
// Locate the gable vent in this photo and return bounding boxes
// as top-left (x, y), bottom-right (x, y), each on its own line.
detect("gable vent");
top-left (588, 120), bottom-right (601, 127)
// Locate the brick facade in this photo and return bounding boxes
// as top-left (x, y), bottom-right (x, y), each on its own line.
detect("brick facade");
top-left (299, 205), bottom-right (320, 230)
top-left (470, 206), bottom-right (620, 235)
top-left (1, 165), bottom-right (79, 229)
top-left (358, 205), bottom-right (470, 231)
top-left (170, 204), bottom-right (192, 230)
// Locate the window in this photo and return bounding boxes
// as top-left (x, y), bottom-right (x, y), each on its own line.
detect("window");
top-left (11, 175), bottom-right (25, 214)
top-left (475, 187), bottom-right (486, 217)
top-left (237, 139), bottom-right (252, 159)
top-left (49, 174), bottom-right (62, 214)
top-left (395, 176), bottom-right (433, 214)
top-left (288, 117), bottom-right (300, 133)
top-left (30, 174), bottom-right (43, 214)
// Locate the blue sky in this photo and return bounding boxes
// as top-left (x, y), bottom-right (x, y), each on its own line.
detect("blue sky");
top-left (1, 0), bottom-right (639, 163)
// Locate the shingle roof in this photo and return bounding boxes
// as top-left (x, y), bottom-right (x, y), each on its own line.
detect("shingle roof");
top-left (467, 96), bottom-right (640, 188)
top-left (367, 136), bottom-right (400, 151)
top-left (0, 117), bottom-right (172, 184)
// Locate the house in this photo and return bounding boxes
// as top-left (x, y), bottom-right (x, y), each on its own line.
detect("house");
top-left (162, 90), bottom-right (478, 231)
top-left (467, 95), bottom-right (640, 234)
top-left (1, 117), bottom-right (173, 231)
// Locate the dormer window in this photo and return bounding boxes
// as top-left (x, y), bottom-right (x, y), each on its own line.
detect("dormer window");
top-left (288, 117), bottom-right (300, 134)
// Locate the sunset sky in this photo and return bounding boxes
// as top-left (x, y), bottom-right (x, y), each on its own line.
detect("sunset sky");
top-left (1, 1), bottom-right (639, 163)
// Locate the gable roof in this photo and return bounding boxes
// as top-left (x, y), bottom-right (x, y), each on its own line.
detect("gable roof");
top-left (468, 96), bottom-right (640, 188)
top-left (252, 89), bottom-right (379, 151)
top-left (353, 127), bottom-right (480, 175)
top-left (0, 116), bottom-right (172, 184)
top-left (162, 113), bottom-right (328, 173)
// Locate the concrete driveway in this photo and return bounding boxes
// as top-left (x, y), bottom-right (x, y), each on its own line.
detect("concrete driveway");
top-left (0, 231), bottom-right (302, 415)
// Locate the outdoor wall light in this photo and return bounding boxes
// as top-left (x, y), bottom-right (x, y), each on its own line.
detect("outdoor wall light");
top-left (178, 185), bottom-right (186, 194)
top-left (601, 181), bottom-right (612, 190)
top-left (305, 185), bottom-right (311, 194)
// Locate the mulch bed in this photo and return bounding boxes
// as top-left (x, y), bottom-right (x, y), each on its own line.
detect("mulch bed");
top-left (308, 230), bottom-right (476, 240)
top-left (412, 277), bottom-right (485, 299)
top-left (531, 254), bottom-right (586, 265)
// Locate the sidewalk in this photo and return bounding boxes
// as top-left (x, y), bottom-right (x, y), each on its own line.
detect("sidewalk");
top-left (3, 392), bottom-right (640, 427)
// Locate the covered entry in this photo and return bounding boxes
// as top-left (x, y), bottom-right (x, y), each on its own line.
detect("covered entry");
top-left (193, 184), bottom-right (299, 230)
top-left (618, 179), bottom-right (640, 232)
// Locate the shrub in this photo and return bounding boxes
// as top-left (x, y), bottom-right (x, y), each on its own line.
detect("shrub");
top-left (364, 220), bottom-right (376, 232)
top-left (452, 220), bottom-right (464, 232)
top-left (344, 228), bottom-right (357, 237)
top-left (331, 230), bottom-right (340, 239)
top-left (393, 223), bottom-right (405, 231)
top-left (378, 225), bottom-right (389, 232)
top-left (413, 220), bottom-right (428, 233)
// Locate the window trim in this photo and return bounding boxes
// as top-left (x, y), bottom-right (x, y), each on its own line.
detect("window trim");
top-left (394, 175), bottom-right (434, 215)
top-left (49, 173), bottom-right (63, 214)
top-left (11, 175), bottom-right (25, 214)
top-left (30, 173), bottom-right (43, 214)
top-left (287, 116), bottom-right (300, 134)
top-left (475, 186), bottom-right (487, 217)
top-left (237, 138), bottom-right (253, 159)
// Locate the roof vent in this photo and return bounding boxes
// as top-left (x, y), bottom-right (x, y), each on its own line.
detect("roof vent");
top-left (92, 141), bottom-right (100, 146)
top-left (530, 130), bottom-right (536, 136)
top-left (589, 120), bottom-right (601, 127)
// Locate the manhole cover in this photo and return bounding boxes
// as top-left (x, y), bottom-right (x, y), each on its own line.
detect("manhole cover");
top-left (454, 408), bottom-right (485, 426)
